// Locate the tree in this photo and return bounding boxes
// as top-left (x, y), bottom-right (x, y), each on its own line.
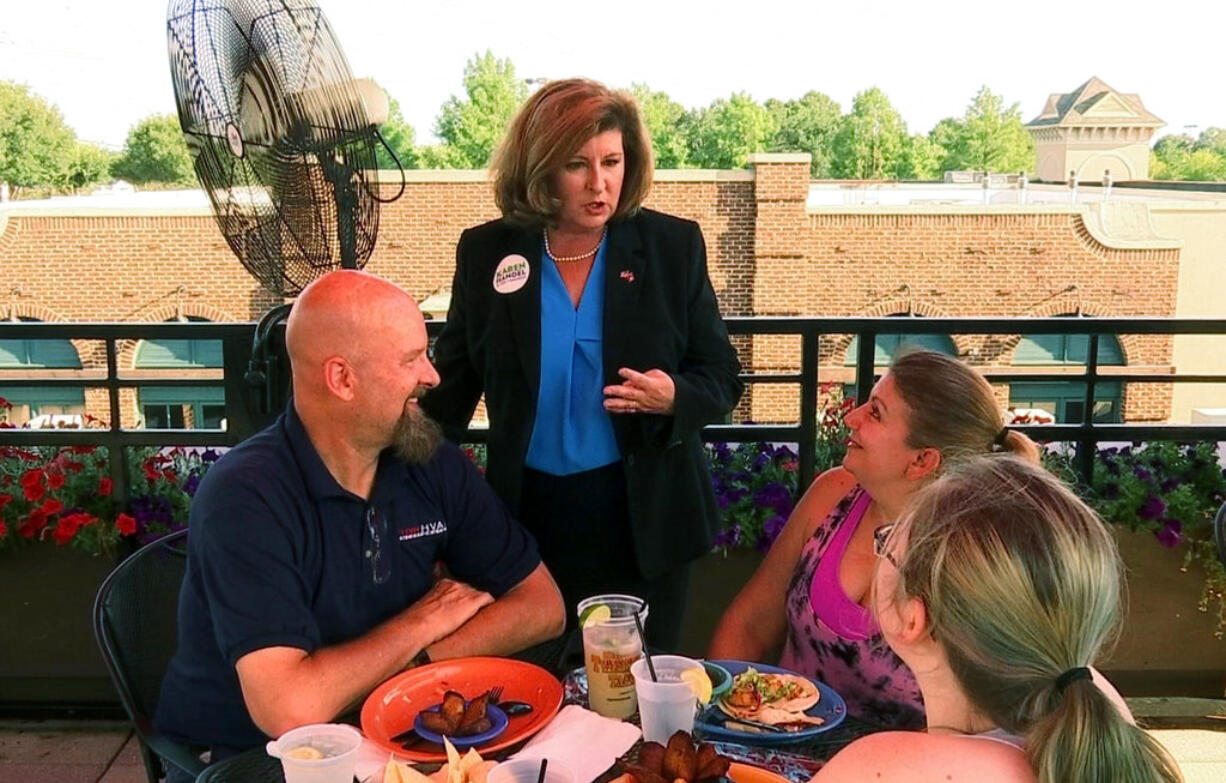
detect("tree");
top-left (686, 93), bottom-right (777, 169)
top-left (111, 114), bottom-right (195, 186)
top-left (57, 143), bottom-right (114, 192)
top-left (0, 81), bottom-right (76, 196)
top-left (931, 86), bottom-right (1033, 174)
top-left (433, 51), bottom-right (528, 168)
top-left (1151, 132), bottom-right (1226, 181)
top-left (376, 97), bottom-right (418, 169)
top-left (631, 84), bottom-right (689, 168)
top-left (766, 91), bottom-right (841, 177)
top-left (831, 88), bottom-right (907, 179)
top-left (895, 134), bottom-right (945, 180)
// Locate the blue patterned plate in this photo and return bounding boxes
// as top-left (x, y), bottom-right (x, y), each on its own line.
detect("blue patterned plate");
top-left (695, 660), bottom-right (846, 745)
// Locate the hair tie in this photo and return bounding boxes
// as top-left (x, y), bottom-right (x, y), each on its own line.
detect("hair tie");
top-left (1055, 666), bottom-right (1092, 693)
top-left (993, 428), bottom-right (1010, 448)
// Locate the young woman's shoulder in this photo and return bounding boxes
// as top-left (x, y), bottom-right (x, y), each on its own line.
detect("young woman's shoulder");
top-left (792, 466), bottom-right (858, 534)
top-left (815, 732), bottom-right (1033, 783)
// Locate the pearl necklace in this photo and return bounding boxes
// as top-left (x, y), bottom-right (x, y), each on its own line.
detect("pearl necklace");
top-left (543, 227), bottom-right (606, 262)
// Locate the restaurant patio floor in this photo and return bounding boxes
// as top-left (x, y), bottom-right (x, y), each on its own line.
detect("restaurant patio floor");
top-left (2, 701), bottom-right (1224, 783)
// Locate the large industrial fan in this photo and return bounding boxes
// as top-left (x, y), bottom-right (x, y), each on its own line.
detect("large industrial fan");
top-left (166, 0), bottom-right (403, 410)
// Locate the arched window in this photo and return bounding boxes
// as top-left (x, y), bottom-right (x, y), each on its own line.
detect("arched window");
top-left (1010, 328), bottom-right (1124, 423)
top-left (0, 318), bottom-right (86, 426)
top-left (135, 317), bottom-right (225, 429)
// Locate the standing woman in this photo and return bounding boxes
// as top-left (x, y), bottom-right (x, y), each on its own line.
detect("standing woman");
top-left (421, 79), bottom-right (743, 648)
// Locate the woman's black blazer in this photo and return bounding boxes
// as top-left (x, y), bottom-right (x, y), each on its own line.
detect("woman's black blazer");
top-left (421, 209), bottom-right (743, 579)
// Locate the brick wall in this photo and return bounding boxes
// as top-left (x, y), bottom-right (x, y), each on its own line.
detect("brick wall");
top-left (0, 157), bottom-right (1179, 427)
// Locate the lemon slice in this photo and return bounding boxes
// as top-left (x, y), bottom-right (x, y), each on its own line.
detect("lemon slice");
top-left (285, 745), bottom-right (325, 760)
top-left (579, 603), bottom-right (611, 629)
top-left (681, 667), bottom-right (713, 704)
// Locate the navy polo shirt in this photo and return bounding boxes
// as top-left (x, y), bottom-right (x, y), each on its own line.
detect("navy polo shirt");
top-left (154, 406), bottom-right (540, 750)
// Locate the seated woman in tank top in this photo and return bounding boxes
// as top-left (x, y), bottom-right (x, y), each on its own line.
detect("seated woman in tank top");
top-left (812, 457), bottom-right (1175, 783)
top-left (709, 351), bottom-right (1040, 728)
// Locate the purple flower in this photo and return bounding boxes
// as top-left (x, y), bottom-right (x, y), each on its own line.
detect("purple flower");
top-left (1138, 495), bottom-right (1167, 520)
top-left (751, 453), bottom-right (770, 472)
top-left (1155, 520), bottom-right (1183, 548)
top-left (1133, 466), bottom-right (1153, 482)
top-left (183, 473), bottom-right (201, 497)
top-left (713, 524), bottom-right (743, 550)
top-left (1160, 478), bottom-right (1180, 493)
top-left (772, 444), bottom-right (798, 461)
top-left (754, 482), bottom-right (794, 516)
top-left (201, 449), bottom-right (221, 463)
top-left (1104, 459), bottom-right (1120, 476)
top-left (763, 514), bottom-right (787, 545)
top-left (1104, 482), bottom-right (1120, 500)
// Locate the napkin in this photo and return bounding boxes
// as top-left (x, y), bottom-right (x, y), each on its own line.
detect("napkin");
top-left (355, 738), bottom-right (397, 781)
top-left (508, 704), bottom-right (642, 783)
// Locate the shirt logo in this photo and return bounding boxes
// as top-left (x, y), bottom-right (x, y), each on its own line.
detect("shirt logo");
top-left (493, 254), bottom-right (530, 294)
top-left (398, 520), bottom-right (447, 541)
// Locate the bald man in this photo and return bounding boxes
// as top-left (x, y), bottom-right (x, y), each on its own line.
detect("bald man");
top-left (155, 271), bottom-right (564, 770)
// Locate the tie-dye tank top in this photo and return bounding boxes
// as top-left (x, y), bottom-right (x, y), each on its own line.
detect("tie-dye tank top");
top-left (778, 486), bottom-right (925, 729)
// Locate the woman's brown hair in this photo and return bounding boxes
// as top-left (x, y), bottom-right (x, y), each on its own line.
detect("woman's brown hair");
top-left (491, 78), bottom-right (654, 227)
top-left (889, 350), bottom-right (1041, 466)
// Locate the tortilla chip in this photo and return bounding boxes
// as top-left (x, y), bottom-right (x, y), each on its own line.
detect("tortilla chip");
top-left (386, 759), bottom-right (435, 783)
top-left (467, 760), bottom-right (498, 783)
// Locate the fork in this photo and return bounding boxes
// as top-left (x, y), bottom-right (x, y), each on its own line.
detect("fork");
top-left (487, 686), bottom-right (504, 705)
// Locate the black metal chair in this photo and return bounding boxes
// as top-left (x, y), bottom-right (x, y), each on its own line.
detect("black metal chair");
top-left (93, 529), bottom-right (206, 783)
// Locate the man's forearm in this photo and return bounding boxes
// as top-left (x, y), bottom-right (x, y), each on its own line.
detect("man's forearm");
top-left (428, 565), bottom-right (565, 660)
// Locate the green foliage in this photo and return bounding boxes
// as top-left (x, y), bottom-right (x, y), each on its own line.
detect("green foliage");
top-left (930, 86), bottom-right (1033, 174)
top-left (831, 88), bottom-right (907, 179)
top-left (111, 114), bottom-right (195, 186)
top-left (376, 98), bottom-right (418, 169)
top-left (0, 81), bottom-right (78, 195)
top-left (631, 84), bottom-right (690, 169)
top-left (58, 143), bottom-right (114, 192)
top-left (1045, 442), bottom-right (1226, 634)
top-left (896, 133), bottom-right (945, 180)
top-left (687, 93), bottom-right (778, 169)
top-left (433, 51), bottom-right (528, 168)
top-left (1150, 128), bottom-right (1226, 181)
top-left (765, 91), bottom-right (841, 177)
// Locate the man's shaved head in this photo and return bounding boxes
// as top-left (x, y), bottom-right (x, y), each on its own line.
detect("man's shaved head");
top-left (286, 269), bottom-right (422, 375)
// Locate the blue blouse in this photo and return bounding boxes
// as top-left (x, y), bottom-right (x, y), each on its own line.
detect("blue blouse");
top-left (524, 241), bottom-right (621, 475)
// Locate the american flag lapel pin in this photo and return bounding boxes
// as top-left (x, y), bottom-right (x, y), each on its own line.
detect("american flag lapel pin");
top-left (619, 269), bottom-right (635, 283)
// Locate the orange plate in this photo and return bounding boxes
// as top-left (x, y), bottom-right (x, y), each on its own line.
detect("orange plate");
top-left (361, 656), bottom-right (563, 762)
top-left (728, 762), bottom-right (792, 783)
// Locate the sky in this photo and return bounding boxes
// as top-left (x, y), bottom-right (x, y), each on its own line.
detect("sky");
top-left (2, 0), bottom-right (1225, 151)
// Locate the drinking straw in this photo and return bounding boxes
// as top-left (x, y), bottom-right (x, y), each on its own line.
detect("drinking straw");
top-left (632, 610), bottom-right (658, 682)
top-left (536, 758), bottom-right (549, 783)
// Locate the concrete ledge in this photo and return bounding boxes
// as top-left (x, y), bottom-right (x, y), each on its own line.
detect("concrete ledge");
top-left (748, 153), bottom-right (811, 164)
top-left (654, 169), bottom-right (755, 182)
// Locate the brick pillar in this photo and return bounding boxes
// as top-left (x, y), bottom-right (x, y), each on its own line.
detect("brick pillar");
top-left (747, 154), bottom-right (811, 423)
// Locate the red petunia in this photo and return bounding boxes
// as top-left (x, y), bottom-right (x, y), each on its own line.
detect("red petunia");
top-left (19, 468), bottom-right (44, 488)
top-left (98, 477), bottom-right (113, 497)
top-left (143, 460), bottom-right (161, 482)
top-left (0, 520), bottom-right (7, 540)
top-left (19, 509), bottom-right (49, 539)
top-left (0, 492), bottom-right (12, 512)
top-left (52, 514), bottom-right (82, 545)
top-left (22, 479), bottom-right (46, 503)
top-left (46, 470), bottom-right (65, 490)
top-left (116, 513), bottom-right (138, 536)
top-left (62, 459), bottom-right (85, 474)
top-left (38, 498), bottom-right (64, 516)
top-left (0, 396), bottom-right (10, 409)
top-left (162, 468), bottom-right (178, 483)
top-left (68, 445), bottom-right (97, 455)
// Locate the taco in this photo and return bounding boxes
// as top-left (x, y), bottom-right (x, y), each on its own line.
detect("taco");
top-left (717, 667), bottom-right (822, 727)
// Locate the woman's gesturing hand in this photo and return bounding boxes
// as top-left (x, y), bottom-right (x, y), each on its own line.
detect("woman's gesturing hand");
top-left (603, 368), bottom-right (676, 415)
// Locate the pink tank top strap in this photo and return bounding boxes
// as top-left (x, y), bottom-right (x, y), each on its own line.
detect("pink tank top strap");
top-left (808, 488), bottom-right (875, 640)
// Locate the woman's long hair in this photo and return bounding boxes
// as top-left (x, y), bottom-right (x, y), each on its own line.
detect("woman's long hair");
top-left (889, 350), bottom-right (1041, 466)
top-left (889, 457), bottom-right (1182, 783)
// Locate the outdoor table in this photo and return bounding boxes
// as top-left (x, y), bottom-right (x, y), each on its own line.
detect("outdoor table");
top-left (194, 635), bottom-right (871, 783)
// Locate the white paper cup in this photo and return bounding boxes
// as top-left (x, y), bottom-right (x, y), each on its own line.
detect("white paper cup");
top-left (265, 723), bottom-right (363, 783)
top-left (488, 758), bottom-right (577, 783)
top-left (631, 655), bottom-right (702, 744)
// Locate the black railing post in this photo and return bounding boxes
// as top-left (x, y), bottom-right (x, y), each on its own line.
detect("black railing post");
top-left (1077, 333), bottom-right (1101, 482)
top-left (855, 331), bottom-right (876, 406)
top-left (798, 330), bottom-right (819, 492)
top-left (103, 337), bottom-right (130, 509)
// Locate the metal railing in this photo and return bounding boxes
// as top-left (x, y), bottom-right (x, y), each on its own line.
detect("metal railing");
top-left (2, 317), bottom-right (1225, 497)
